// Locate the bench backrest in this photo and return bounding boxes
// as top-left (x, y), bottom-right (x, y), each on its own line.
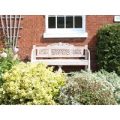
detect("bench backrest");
top-left (31, 42), bottom-right (89, 61)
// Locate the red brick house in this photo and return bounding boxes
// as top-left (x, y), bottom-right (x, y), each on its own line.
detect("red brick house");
top-left (0, 15), bottom-right (118, 71)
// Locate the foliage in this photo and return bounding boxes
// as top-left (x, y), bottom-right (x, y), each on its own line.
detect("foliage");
top-left (0, 62), bottom-right (66, 105)
top-left (0, 48), bottom-right (19, 86)
top-left (96, 23), bottom-right (120, 75)
top-left (58, 70), bottom-right (117, 105)
top-left (96, 70), bottom-right (120, 104)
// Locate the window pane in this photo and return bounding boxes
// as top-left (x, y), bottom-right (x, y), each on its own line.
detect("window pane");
top-left (57, 16), bottom-right (64, 28)
top-left (48, 17), bottom-right (56, 28)
top-left (75, 16), bottom-right (82, 28)
top-left (66, 16), bottom-right (73, 28)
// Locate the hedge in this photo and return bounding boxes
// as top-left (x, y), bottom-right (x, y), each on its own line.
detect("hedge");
top-left (96, 23), bottom-right (120, 75)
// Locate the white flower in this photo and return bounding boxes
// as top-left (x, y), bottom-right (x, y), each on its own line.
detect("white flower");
top-left (0, 52), bottom-right (7, 58)
top-left (14, 47), bottom-right (19, 53)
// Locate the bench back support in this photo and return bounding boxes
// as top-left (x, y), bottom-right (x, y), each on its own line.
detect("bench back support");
top-left (32, 42), bottom-right (88, 58)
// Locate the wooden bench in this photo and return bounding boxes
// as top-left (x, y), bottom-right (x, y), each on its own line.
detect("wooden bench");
top-left (31, 42), bottom-right (90, 71)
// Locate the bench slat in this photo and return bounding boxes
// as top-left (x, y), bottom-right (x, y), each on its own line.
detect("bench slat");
top-left (32, 59), bottom-right (89, 66)
top-left (35, 48), bottom-right (85, 57)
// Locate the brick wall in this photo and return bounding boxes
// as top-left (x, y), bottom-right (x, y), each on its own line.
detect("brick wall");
top-left (0, 15), bottom-right (114, 71)
top-left (86, 15), bottom-right (114, 70)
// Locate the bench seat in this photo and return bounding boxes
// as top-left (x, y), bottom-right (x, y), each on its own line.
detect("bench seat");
top-left (32, 59), bottom-right (89, 66)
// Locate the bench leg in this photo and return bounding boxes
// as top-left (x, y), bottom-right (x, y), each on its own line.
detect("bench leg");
top-left (88, 65), bottom-right (90, 71)
top-left (58, 66), bottom-right (62, 72)
top-left (85, 65), bottom-right (90, 71)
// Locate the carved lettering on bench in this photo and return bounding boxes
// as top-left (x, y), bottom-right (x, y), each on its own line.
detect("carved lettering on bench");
top-left (73, 49), bottom-right (82, 55)
top-left (38, 49), bottom-right (49, 55)
top-left (51, 49), bottom-right (70, 56)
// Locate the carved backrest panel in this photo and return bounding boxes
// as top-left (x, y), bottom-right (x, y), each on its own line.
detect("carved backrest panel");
top-left (34, 42), bottom-right (88, 58)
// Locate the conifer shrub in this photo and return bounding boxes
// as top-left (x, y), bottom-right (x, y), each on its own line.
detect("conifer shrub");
top-left (96, 23), bottom-right (120, 75)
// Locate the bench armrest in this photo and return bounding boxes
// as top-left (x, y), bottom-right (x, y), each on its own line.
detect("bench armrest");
top-left (31, 45), bottom-right (36, 62)
top-left (85, 48), bottom-right (91, 70)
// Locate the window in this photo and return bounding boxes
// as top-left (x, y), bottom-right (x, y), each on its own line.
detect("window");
top-left (57, 16), bottom-right (64, 28)
top-left (44, 15), bottom-right (88, 38)
top-left (75, 16), bottom-right (82, 28)
top-left (66, 16), bottom-right (73, 28)
top-left (48, 17), bottom-right (56, 28)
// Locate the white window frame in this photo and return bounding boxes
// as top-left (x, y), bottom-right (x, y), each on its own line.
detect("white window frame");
top-left (43, 15), bottom-right (88, 38)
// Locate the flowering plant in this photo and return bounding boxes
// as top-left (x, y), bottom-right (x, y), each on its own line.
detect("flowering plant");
top-left (0, 52), bottom-right (7, 58)
top-left (0, 48), bottom-right (19, 86)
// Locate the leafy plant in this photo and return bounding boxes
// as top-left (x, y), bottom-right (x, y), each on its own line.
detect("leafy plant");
top-left (96, 23), bottom-right (120, 75)
top-left (0, 48), bottom-right (19, 86)
top-left (0, 62), bottom-right (66, 105)
top-left (96, 70), bottom-right (120, 104)
top-left (58, 70), bottom-right (117, 105)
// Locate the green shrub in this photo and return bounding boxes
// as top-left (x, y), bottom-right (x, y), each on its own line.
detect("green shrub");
top-left (0, 62), bottom-right (65, 105)
top-left (0, 48), bottom-right (19, 86)
top-left (96, 70), bottom-right (120, 104)
top-left (58, 71), bottom-right (117, 105)
top-left (96, 23), bottom-right (120, 75)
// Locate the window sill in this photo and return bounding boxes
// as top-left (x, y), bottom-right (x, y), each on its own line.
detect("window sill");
top-left (43, 32), bottom-right (88, 38)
